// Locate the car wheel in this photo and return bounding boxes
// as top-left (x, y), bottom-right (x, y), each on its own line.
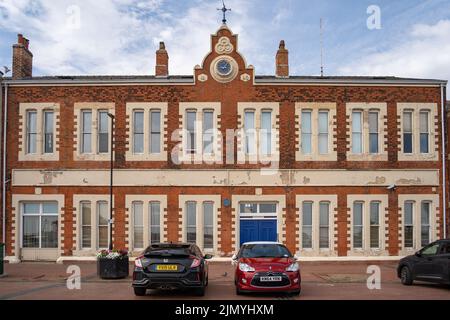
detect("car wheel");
top-left (195, 286), bottom-right (206, 297)
top-left (400, 266), bottom-right (413, 286)
top-left (235, 287), bottom-right (242, 296)
top-left (134, 287), bottom-right (147, 296)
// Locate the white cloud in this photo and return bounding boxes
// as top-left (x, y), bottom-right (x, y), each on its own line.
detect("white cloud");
top-left (339, 19), bottom-right (450, 88)
top-left (0, 0), bottom-right (267, 76)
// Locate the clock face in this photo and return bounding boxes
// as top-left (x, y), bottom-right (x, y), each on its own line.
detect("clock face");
top-left (216, 59), bottom-right (232, 76)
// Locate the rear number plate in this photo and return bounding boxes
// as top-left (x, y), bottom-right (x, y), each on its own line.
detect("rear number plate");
top-left (156, 265), bottom-right (178, 271)
top-left (260, 276), bottom-right (282, 282)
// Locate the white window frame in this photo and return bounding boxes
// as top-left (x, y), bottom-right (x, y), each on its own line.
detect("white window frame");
top-left (419, 111), bottom-right (430, 154)
top-left (97, 110), bottom-right (110, 154)
top-left (369, 201), bottom-right (381, 249)
top-left (346, 103), bottom-right (387, 161)
top-left (132, 110), bottom-right (145, 154)
top-left (97, 201), bottom-right (110, 250)
top-left (238, 103), bottom-right (280, 164)
top-left (132, 201), bottom-right (144, 250)
top-left (398, 103), bottom-right (438, 161)
top-left (26, 110), bottom-right (37, 155)
top-left (43, 110), bottom-right (54, 154)
top-left (318, 111), bottom-right (329, 155)
top-left (19, 103), bottom-right (60, 161)
top-left (351, 111), bottom-right (363, 154)
top-left (180, 195), bottom-right (220, 253)
top-left (21, 202), bottom-right (59, 249)
top-left (80, 201), bottom-right (92, 250)
top-left (296, 103), bottom-right (337, 162)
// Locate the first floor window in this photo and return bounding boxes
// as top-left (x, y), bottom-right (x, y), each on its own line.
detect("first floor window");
top-left (133, 111), bottom-right (144, 154)
top-left (26, 110), bottom-right (37, 154)
top-left (370, 202), bottom-right (380, 248)
top-left (186, 111), bottom-right (197, 154)
top-left (203, 202), bottom-right (214, 250)
top-left (369, 111), bottom-right (379, 154)
top-left (318, 111), bottom-right (329, 155)
top-left (421, 202), bottom-right (430, 247)
top-left (260, 111), bottom-right (272, 156)
top-left (301, 110), bottom-right (312, 154)
top-left (98, 111), bottom-right (109, 154)
top-left (404, 201), bottom-right (414, 248)
top-left (81, 202), bottom-right (92, 249)
top-left (352, 111), bottom-right (363, 154)
top-left (202, 111), bottom-right (214, 154)
top-left (43, 111), bottom-right (54, 154)
top-left (22, 202), bottom-right (58, 249)
top-left (97, 201), bottom-right (109, 249)
top-left (186, 202), bottom-right (197, 244)
top-left (150, 110), bottom-right (161, 154)
top-left (420, 111), bottom-right (429, 154)
top-left (302, 202), bottom-right (313, 249)
top-left (133, 202), bottom-right (144, 249)
top-left (82, 110), bottom-right (92, 154)
top-left (319, 202), bottom-right (330, 249)
top-left (403, 111), bottom-right (413, 154)
top-left (353, 202), bottom-right (363, 249)
top-left (150, 202), bottom-right (161, 244)
top-left (244, 110), bottom-right (256, 155)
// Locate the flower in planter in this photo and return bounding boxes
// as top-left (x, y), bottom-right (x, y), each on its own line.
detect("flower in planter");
top-left (97, 249), bottom-right (129, 260)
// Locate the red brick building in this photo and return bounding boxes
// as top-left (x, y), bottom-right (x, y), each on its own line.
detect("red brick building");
top-left (0, 24), bottom-right (448, 262)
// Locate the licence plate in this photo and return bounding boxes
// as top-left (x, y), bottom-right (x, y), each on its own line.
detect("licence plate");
top-left (260, 276), bottom-right (282, 282)
top-left (156, 265), bottom-right (178, 271)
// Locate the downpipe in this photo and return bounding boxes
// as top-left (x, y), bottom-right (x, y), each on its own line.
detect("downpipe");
top-left (441, 84), bottom-right (447, 239)
top-left (2, 82), bottom-right (7, 248)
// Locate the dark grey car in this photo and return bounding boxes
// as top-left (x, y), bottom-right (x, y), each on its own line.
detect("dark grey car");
top-left (397, 239), bottom-right (450, 286)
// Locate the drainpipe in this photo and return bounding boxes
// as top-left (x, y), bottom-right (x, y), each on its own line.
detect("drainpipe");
top-left (441, 84), bottom-right (447, 239)
top-left (2, 81), bottom-right (7, 247)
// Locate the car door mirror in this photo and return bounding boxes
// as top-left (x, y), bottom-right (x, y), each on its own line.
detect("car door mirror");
top-left (293, 255), bottom-right (299, 261)
top-left (415, 251), bottom-right (422, 258)
top-left (231, 254), bottom-right (238, 266)
top-left (204, 254), bottom-right (214, 260)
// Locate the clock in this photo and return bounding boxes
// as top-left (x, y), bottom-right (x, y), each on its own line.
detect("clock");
top-left (210, 56), bottom-right (238, 83)
top-left (216, 59), bottom-right (232, 76)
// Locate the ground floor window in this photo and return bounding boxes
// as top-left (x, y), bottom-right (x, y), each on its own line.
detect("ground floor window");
top-left (150, 202), bottom-right (161, 244)
top-left (97, 201), bottom-right (110, 249)
top-left (22, 202), bottom-right (58, 249)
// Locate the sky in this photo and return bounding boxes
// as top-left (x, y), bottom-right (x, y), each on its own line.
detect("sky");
top-left (0, 0), bottom-right (450, 94)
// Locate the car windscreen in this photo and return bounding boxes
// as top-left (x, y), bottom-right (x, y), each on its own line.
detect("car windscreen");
top-left (240, 244), bottom-right (292, 258)
top-left (144, 245), bottom-right (192, 258)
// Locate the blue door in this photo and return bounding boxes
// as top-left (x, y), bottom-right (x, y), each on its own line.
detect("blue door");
top-left (240, 219), bottom-right (277, 246)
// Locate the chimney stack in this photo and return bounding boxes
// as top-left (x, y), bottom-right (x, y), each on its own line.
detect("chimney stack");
top-left (12, 34), bottom-right (33, 79)
top-left (276, 40), bottom-right (289, 78)
top-left (155, 42), bottom-right (169, 77)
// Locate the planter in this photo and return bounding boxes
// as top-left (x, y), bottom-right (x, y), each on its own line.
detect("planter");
top-left (97, 257), bottom-right (129, 279)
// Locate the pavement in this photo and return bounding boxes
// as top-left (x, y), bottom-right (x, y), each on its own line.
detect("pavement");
top-left (0, 261), bottom-right (449, 300)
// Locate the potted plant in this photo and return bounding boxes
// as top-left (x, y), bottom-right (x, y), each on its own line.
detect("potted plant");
top-left (97, 249), bottom-right (129, 279)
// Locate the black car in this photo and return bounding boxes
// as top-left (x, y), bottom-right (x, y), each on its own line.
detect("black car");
top-left (132, 243), bottom-right (213, 296)
top-left (397, 239), bottom-right (450, 286)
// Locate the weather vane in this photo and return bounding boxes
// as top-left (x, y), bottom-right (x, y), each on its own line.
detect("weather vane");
top-left (217, 0), bottom-right (231, 25)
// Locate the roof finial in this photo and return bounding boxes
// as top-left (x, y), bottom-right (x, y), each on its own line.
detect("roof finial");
top-left (217, 0), bottom-right (231, 25)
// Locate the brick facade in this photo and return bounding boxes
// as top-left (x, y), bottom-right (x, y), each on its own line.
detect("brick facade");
top-left (0, 25), bottom-right (448, 261)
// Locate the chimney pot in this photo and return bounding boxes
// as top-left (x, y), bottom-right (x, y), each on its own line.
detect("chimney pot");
top-left (276, 40), bottom-right (289, 78)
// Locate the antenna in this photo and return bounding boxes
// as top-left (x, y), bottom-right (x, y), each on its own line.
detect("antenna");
top-left (320, 18), bottom-right (324, 77)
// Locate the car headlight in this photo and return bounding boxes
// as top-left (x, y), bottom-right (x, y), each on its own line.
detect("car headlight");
top-left (238, 263), bottom-right (255, 272)
top-left (286, 263), bottom-right (299, 272)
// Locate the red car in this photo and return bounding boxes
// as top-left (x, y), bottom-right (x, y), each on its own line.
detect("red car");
top-left (233, 242), bottom-right (301, 296)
